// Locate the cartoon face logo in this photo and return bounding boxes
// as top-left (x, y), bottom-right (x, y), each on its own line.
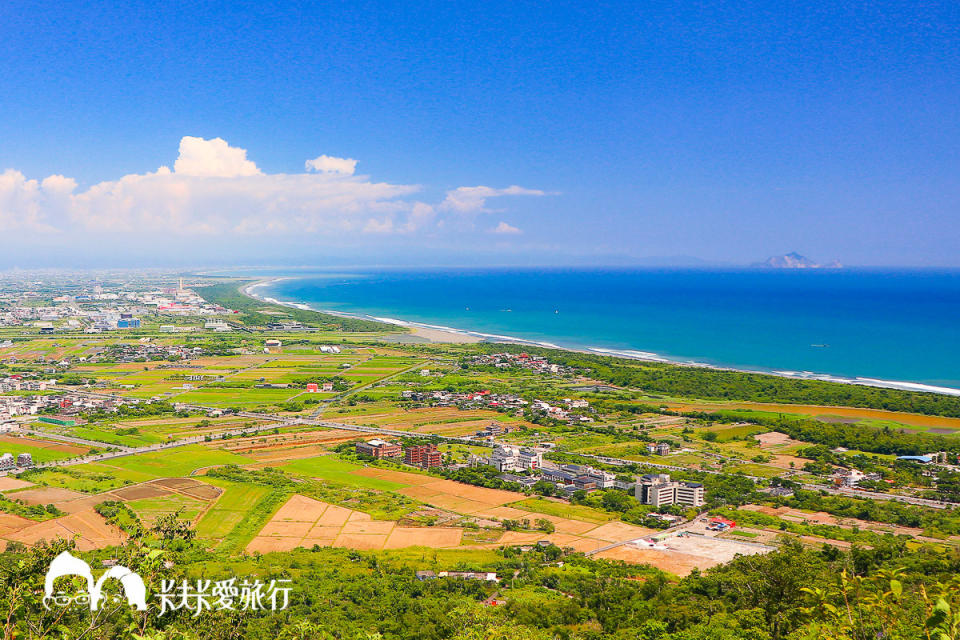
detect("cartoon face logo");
top-left (43, 551), bottom-right (147, 611)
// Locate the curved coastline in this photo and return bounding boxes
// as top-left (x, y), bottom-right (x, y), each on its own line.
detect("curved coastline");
top-left (239, 277), bottom-right (960, 398)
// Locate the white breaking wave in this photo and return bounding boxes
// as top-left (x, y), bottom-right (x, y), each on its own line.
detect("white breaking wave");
top-left (854, 378), bottom-right (960, 396)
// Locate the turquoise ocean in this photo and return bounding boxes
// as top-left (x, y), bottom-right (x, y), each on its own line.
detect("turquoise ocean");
top-left (227, 268), bottom-right (960, 394)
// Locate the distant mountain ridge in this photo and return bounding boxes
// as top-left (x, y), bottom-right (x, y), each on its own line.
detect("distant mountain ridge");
top-left (754, 252), bottom-right (843, 269)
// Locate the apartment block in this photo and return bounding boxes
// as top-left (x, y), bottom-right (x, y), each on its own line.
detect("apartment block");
top-left (636, 474), bottom-right (704, 507)
top-left (355, 439), bottom-right (402, 459)
top-left (405, 444), bottom-right (442, 468)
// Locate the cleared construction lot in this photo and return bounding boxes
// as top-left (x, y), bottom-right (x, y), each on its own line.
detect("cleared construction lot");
top-left (597, 531), bottom-right (774, 576)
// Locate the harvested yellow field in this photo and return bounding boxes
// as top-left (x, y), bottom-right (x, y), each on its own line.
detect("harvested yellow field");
top-left (384, 527), bottom-right (462, 549)
top-left (246, 495), bottom-right (462, 553)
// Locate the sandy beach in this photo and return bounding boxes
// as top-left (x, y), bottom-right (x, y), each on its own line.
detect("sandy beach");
top-left (409, 326), bottom-right (482, 343)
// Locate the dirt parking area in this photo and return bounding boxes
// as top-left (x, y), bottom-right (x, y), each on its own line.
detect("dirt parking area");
top-left (597, 532), bottom-right (774, 576)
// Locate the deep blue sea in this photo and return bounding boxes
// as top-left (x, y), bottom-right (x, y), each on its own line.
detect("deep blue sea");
top-left (226, 268), bottom-right (960, 393)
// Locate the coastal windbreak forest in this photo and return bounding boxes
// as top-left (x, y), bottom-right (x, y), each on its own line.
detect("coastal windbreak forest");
top-left (491, 346), bottom-right (960, 417)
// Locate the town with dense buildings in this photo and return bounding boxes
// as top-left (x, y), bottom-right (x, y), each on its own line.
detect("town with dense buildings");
top-left (0, 272), bottom-right (957, 638)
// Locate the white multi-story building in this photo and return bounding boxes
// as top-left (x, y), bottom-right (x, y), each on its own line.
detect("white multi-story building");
top-left (675, 482), bottom-right (705, 507)
top-left (489, 445), bottom-right (543, 472)
top-left (636, 474), bottom-right (704, 507)
top-left (559, 464), bottom-right (616, 489)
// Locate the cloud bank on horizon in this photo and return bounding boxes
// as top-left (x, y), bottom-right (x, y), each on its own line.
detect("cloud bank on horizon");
top-left (0, 136), bottom-right (547, 239)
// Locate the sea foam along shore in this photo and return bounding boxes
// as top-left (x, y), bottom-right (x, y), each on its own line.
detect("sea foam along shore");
top-left (240, 278), bottom-right (960, 397)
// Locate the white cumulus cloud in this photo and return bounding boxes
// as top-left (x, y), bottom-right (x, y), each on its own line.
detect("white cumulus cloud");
top-left (492, 221), bottom-right (522, 234)
top-left (0, 137), bottom-right (550, 242)
top-left (0, 169), bottom-right (73, 232)
top-left (173, 136), bottom-right (261, 177)
top-left (305, 154), bottom-right (358, 175)
top-left (440, 185), bottom-right (547, 213)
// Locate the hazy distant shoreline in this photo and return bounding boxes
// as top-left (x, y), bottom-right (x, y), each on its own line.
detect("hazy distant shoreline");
top-left (237, 276), bottom-right (960, 398)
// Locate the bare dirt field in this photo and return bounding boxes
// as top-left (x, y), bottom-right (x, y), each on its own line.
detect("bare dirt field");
top-left (754, 432), bottom-right (797, 447)
top-left (397, 479), bottom-right (525, 514)
top-left (175, 484), bottom-right (222, 500)
top-left (0, 512), bottom-right (35, 536)
top-left (10, 487), bottom-right (88, 505)
top-left (333, 533), bottom-right (390, 550)
top-left (316, 505), bottom-right (353, 527)
top-left (596, 546), bottom-right (714, 576)
top-left (585, 521), bottom-right (654, 543)
top-left (244, 445), bottom-right (339, 463)
top-left (221, 429), bottom-right (360, 452)
top-left (221, 430), bottom-right (365, 462)
top-left (769, 454), bottom-right (809, 469)
top-left (497, 531), bottom-right (546, 545)
top-left (273, 494), bottom-right (329, 521)
top-left (342, 519), bottom-right (395, 535)
top-left (384, 527), bottom-right (462, 548)
top-left (151, 478), bottom-right (221, 500)
top-left (3, 509), bottom-right (125, 551)
top-left (475, 506), bottom-right (530, 520)
top-left (0, 477), bottom-right (33, 492)
top-left (353, 467), bottom-right (435, 486)
top-left (111, 484), bottom-right (171, 500)
top-left (338, 407), bottom-right (537, 433)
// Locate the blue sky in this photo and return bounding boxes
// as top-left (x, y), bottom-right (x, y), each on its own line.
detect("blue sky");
top-left (0, 1), bottom-right (958, 267)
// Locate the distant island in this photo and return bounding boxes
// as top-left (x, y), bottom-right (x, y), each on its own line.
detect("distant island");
top-left (753, 252), bottom-right (843, 269)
